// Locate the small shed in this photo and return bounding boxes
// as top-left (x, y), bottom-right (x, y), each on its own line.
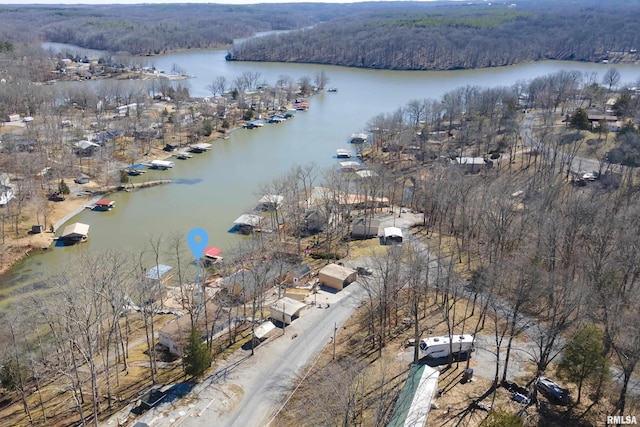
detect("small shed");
top-left (270, 297), bottom-right (306, 325)
top-left (75, 173), bottom-right (90, 184)
top-left (254, 321), bottom-right (276, 340)
top-left (383, 227), bottom-right (403, 245)
top-left (318, 263), bottom-right (358, 291)
top-left (60, 222), bottom-right (90, 244)
top-left (146, 264), bottom-right (173, 283)
top-left (5, 114), bottom-right (20, 122)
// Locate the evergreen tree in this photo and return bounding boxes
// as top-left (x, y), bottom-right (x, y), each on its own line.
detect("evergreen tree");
top-left (556, 325), bottom-right (608, 404)
top-left (183, 328), bottom-right (212, 378)
top-left (570, 108), bottom-right (590, 130)
top-left (120, 169), bottom-right (130, 184)
top-left (58, 179), bottom-right (70, 195)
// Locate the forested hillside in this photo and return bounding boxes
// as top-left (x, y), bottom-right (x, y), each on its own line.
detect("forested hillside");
top-left (0, 3), bottom-right (330, 55)
top-left (231, 0), bottom-right (640, 70)
top-left (1, 1), bottom-right (639, 69)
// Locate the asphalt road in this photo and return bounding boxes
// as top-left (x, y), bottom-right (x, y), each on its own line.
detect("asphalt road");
top-left (209, 283), bottom-right (365, 427)
top-left (119, 281), bottom-right (368, 427)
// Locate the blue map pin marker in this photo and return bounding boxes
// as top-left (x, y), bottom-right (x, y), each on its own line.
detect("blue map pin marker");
top-left (187, 228), bottom-right (208, 260)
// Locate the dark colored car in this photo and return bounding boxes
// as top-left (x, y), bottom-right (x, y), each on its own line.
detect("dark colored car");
top-left (536, 376), bottom-right (571, 405)
top-left (357, 266), bottom-right (373, 276)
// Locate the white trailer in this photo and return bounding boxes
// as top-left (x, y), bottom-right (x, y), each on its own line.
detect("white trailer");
top-left (419, 334), bottom-right (475, 359)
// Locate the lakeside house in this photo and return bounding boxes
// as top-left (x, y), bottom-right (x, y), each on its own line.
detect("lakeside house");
top-left (158, 306), bottom-right (221, 356)
top-left (73, 140), bottom-right (100, 157)
top-left (351, 216), bottom-right (381, 238)
top-left (146, 264), bottom-right (173, 284)
top-left (452, 157), bottom-right (491, 173)
top-left (222, 266), bottom-right (280, 301)
top-left (256, 194), bottom-right (284, 211)
top-left (308, 186), bottom-right (389, 210)
top-left (0, 173), bottom-right (14, 206)
top-left (0, 184), bottom-right (14, 206)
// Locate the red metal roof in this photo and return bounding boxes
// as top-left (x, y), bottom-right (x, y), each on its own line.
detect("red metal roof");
top-left (204, 246), bottom-right (222, 257)
top-left (96, 200), bottom-right (114, 206)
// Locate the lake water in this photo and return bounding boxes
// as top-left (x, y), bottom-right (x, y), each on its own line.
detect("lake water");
top-left (3, 44), bottom-right (639, 306)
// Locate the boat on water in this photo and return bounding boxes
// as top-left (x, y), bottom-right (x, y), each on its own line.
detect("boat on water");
top-left (175, 151), bottom-right (193, 160)
top-left (348, 133), bottom-right (368, 144)
top-left (336, 149), bottom-right (352, 159)
top-left (92, 199), bottom-right (115, 211)
top-left (150, 159), bottom-right (175, 170)
top-left (327, 87), bottom-right (338, 92)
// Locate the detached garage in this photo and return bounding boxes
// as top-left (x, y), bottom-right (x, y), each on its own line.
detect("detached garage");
top-left (270, 297), bottom-right (306, 325)
top-left (383, 227), bottom-right (403, 245)
top-left (318, 263), bottom-right (358, 291)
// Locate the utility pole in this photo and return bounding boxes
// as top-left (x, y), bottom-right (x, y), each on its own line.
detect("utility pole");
top-left (333, 322), bottom-right (337, 360)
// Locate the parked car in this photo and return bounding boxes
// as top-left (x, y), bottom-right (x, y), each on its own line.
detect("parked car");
top-left (536, 376), bottom-right (571, 405)
top-left (357, 266), bottom-right (373, 276)
top-left (512, 392), bottom-right (530, 405)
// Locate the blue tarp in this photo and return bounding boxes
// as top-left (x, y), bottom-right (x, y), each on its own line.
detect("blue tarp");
top-left (146, 264), bottom-right (172, 280)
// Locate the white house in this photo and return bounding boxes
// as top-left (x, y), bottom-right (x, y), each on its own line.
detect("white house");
top-left (270, 297), bottom-right (306, 325)
top-left (453, 157), bottom-right (491, 173)
top-left (0, 184), bottom-right (14, 206)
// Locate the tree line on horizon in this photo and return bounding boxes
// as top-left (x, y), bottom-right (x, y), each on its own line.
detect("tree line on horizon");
top-left (1, 0), bottom-right (639, 70)
top-left (230, 1), bottom-right (640, 71)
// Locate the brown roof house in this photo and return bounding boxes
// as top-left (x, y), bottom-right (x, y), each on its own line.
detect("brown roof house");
top-left (158, 308), bottom-right (219, 357)
top-left (318, 263), bottom-right (358, 291)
